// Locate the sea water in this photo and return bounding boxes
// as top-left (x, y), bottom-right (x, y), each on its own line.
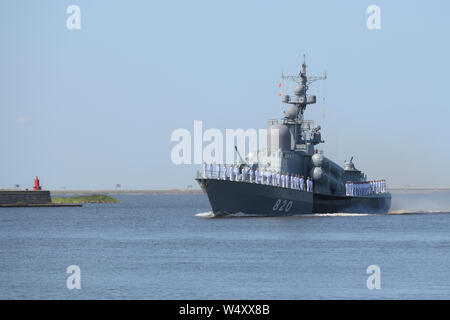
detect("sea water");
top-left (1, 192), bottom-right (450, 299)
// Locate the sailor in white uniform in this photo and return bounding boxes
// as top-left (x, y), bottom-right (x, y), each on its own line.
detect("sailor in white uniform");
top-left (229, 165), bottom-right (234, 181)
top-left (280, 173), bottom-right (285, 188)
top-left (234, 166), bottom-right (239, 181)
top-left (216, 163), bottom-right (221, 179)
top-left (260, 168), bottom-right (265, 185)
top-left (222, 164), bottom-right (227, 180)
top-left (255, 168), bottom-right (259, 184)
top-left (209, 163), bottom-right (214, 178)
top-left (241, 167), bottom-right (246, 182)
top-left (249, 168), bottom-right (254, 183)
top-left (202, 162), bottom-right (207, 178)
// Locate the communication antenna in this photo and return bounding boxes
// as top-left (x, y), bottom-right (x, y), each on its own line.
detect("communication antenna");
top-left (281, 54), bottom-right (327, 88)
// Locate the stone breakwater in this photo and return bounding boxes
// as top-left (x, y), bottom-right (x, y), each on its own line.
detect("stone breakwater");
top-left (0, 190), bottom-right (51, 205)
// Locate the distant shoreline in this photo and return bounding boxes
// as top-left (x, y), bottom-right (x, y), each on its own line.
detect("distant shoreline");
top-left (3, 188), bottom-right (449, 196)
top-left (49, 189), bottom-right (205, 195)
top-left (387, 188), bottom-right (450, 194)
top-left (45, 188), bottom-right (450, 196)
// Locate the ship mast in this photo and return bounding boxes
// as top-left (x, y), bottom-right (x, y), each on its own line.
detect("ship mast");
top-left (281, 54), bottom-right (327, 148)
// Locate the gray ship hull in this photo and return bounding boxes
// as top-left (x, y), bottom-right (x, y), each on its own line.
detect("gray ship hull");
top-left (197, 178), bottom-right (313, 216)
top-left (197, 178), bottom-right (391, 216)
top-left (313, 192), bottom-right (391, 214)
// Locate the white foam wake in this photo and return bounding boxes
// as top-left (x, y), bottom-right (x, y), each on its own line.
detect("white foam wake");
top-left (388, 210), bottom-right (450, 215)
top-left (195, 211), bottom-right (216, 218)
top-left (312, 213), bottom-right (370, 217)
top-left (195, 211), bottom-right (372, 218)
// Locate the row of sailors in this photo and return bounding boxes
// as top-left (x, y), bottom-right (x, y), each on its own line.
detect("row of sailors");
top-left (345, 180), bottom-right (387, 196)
top-left (202, 163), bottom-right (313, 192)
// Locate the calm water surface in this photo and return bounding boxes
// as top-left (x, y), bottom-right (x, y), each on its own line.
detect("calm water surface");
top-left (1, 192), bottom-right (450, 299)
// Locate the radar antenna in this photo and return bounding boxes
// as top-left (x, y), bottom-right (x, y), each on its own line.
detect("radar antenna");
top-left (280, 54), bottom-right (327, 148)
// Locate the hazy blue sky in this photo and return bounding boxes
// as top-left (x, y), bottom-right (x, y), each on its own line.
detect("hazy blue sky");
top-left (1, 0), bottom-right (449, 189)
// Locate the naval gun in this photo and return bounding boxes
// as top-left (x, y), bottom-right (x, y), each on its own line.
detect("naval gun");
top-left (234, 145), bottom-right (245, 164)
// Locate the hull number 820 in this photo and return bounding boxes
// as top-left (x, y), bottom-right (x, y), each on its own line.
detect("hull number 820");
top-left (272, 199), bottom-right (293, 212)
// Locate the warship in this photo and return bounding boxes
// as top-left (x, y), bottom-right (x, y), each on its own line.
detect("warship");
top-left (196, 56), bottom-right (391, 216)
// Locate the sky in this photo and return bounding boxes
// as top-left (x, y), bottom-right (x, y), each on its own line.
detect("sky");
top-left (1, 0), bottom-right (450, 190)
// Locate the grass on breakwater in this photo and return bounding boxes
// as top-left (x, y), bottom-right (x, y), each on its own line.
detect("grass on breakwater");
top-left (51, 194), bottom-right (121, 204)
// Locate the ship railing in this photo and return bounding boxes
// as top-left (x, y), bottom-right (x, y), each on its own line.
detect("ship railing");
top-left (197, 166), bottom-right (313, 192)
top-left (345, 180), bottom-right (388, 196)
